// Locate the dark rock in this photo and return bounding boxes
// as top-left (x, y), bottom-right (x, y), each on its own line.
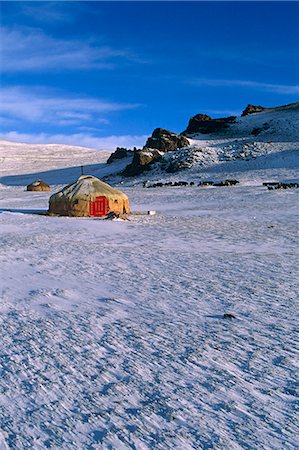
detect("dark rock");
top-left (184, 115), bottom-right (236, 135)
top-left (224, 179), bottom-right (239, 186)
top-left (145, 180), bottom-right (194, 188)
top-left (173, 181), bottom-right (189, 186)
top-left (198, 181), bottom-right (214, 186)
top-left (266, 182), bottom-right (299, 190)
top-left (251, 122), bottom-right (270, 136)
top-left (241, 104), bottom-right (266, 117)
top-left (213, 179), bottom-right (239, 187)
top-left (263, 182), bottom-right (280, 187)
top-left (223, 313), bottom-right (236, 319)
top-left (145, 128), bottom-right (189, 152)
top-left (123, 148), bottom-right (164, 177)
top-left (107, 147), bottom-right (133, 164)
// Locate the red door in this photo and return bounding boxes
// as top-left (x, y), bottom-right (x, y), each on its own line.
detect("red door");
top-left (90, 196), bottom-right (108, 217)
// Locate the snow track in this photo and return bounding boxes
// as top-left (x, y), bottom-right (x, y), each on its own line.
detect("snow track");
top-left (0, 185), bottom-right (298, 449)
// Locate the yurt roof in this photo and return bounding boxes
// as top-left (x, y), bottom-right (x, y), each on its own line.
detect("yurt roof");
top-left (53, 175), bottom-right (128, 200)
top-left (28, 179), bottom-right (50, 187)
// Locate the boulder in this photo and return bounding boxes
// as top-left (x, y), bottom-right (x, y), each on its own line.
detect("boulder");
top-left (107, 147), bottom-right (133, 164)
top-left (241, 104), bottom-right (266, 116)
top-left (251, 122), bottom-right (270, 136)
top-left (145, 128), bottom-right (189, 152)
top-left (223, 313), bottom-right (236, 319)
top-left (123, 148), bottom-right (164, 177)
top-left (184, 115), bottom-right (236, 135)
top-left (27, 180), bottom-right (50, 191)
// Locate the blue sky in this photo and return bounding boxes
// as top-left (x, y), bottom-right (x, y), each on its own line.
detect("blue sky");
top-left (0, 1), bottom-right (298, 149)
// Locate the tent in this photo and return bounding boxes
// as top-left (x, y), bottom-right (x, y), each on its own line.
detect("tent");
top-left (48, 175), bottom-right (130, 217)
top-left (27, 180), bottom-right (51, 191)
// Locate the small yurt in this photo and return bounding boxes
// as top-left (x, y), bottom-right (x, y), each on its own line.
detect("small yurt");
top-left (48, 175), bottom-right (130, 217)
top-left (27, 180), bottom-right (51, 191)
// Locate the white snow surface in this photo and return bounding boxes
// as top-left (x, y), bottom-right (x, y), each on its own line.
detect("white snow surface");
top-left (1, 184), bottom-right (298, 450)
top-left (0, 105), bottom-right (299, 449)
top-left (0, 140), bottom-right (112, 177)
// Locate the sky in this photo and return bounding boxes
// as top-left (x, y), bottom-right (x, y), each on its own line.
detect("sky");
top-left (0, 1), bottom-right (298, 150)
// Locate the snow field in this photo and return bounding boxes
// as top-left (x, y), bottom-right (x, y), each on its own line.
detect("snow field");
top-left (0, 185), bottom-right (298, 449)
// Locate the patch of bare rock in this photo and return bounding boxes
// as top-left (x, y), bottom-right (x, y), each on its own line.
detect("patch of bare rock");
top-left (107, 147), bottom-right (134, 164)
top-left (122, 128), bottom-right (189, 177)
top-left (183, 114), bottom-right (237, 135)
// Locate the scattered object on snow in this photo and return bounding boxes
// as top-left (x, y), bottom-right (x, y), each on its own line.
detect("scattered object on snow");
top-left (145, 180), bottom-right (193, 188)
top-left (263, 182), bottom-right (281, 188)
top-left (144, 179), bottom-right (239, 188)
top-left (263, 181), bottom-right (299, 190)
top-left (48, 175), bottom-right (130, 217)
top-left (213, 179), bottom-right (240, 187)
top-left (198, 181), bottom-right (214, 186)
top-left (130, 210), bottom-right (157, 216)
top-left (104, 211), bottom-right (129, 221)
top-left (223, 313), bottom-right (236, 319)
top-left (26, 180), bottom-right (51, 192)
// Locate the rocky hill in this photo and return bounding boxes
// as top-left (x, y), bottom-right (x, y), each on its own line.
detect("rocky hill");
top-left (1, 102), bottom-right (298, 188)
top-left (105, 101), bottom-right (299, 182)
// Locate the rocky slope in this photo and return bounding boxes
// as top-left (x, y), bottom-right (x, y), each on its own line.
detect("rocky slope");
top-left (114, 102), bottom-right (299, 181)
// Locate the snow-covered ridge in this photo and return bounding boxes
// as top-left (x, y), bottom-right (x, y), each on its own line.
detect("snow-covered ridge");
top-left (186, 102), bottom-right (299, 141)
top-left (0, 140), bottom-right (112, 177)
top-left (148, 104), bottom-right (299, 180)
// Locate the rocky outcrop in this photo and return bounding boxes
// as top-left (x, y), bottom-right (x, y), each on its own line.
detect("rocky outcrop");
top-left (145, 128), bottom-right (189, 152)
top-left (241, 104), bottom-right (266, 116)
top-left (184, 115), bottom-right (236, 135)
top-left (27, 180), bottom-right (50, 191)
top-left (251, 122), bottom-right (270, 136)
top-left (107, 147), bottom-right (133, 164)
top-left (122, 128), bottom-right (189, 177)
top-left (123, 148), bottom-right (164, 177)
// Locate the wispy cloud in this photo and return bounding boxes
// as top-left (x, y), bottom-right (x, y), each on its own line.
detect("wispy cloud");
top-left (0, 26), bottom-right (140, 72)
top-left (20, 2), bottom-right (78, 23)
top-left (0, 131), bottom-right (147, 150)
top-left (188, 79), bottom-right (299, 95)
top-left (0, 86), bottom-right (141, 126)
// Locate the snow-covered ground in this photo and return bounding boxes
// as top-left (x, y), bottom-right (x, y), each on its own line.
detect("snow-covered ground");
top-left (1, 183), bottom-right (298, 449)
top-left (0, 106), bottom-right (298, 449)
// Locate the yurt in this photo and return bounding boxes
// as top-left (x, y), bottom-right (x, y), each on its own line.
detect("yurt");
top-left (48, 175), bottom-right (130, 217)
top-left (27, 180), bottom-right (51, 191)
